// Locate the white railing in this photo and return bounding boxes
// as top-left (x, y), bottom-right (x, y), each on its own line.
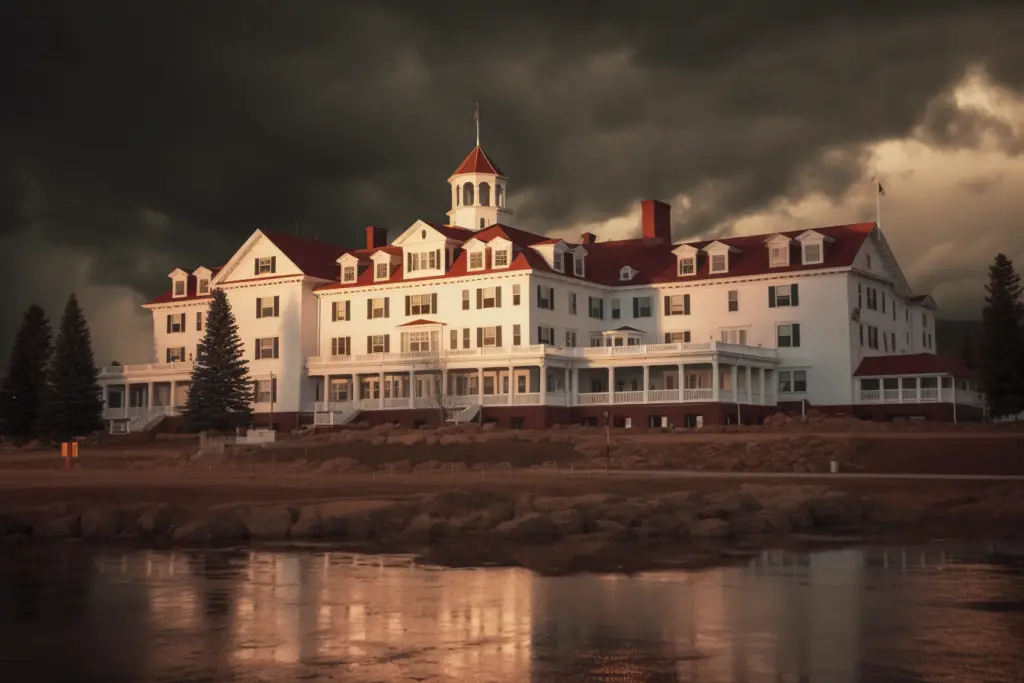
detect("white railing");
top-left (648, 389), bottom-right (678, 402)
top-left (920, 387), bottom-right (940, 401)
top-left (858, 386), bottom-right (985, 406)
top-left (577, 392), bottom-right (610, 405)
top-left (883, 389), bottom-right (900, 402)
top-left (613, 390), bottom-right (645, 404)
top-left (682, 388), bottom-right (714, 401)
top-left (100, 362), bottom-right (194, 376)
top-left (720, 389), bottom-right (734, 402)
top-left (383, 397), bottom-right (409, 409)
top-left (482, 394), bottom-right (509, 406)
top-left (513, 393), bottom-right (541, 405)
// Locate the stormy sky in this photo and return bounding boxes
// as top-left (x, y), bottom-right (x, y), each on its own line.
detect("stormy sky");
top-left (2, 1), bottom-right (1024, 365)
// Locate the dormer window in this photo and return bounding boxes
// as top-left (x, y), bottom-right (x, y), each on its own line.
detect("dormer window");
top-left (469, 251), bottom-right (484, 270)
top-left (173, 280), bottom-right (186, 297)
top-left (375, 262), bottom-right (389, 280)
top-left (197, 279), bottom-right (210, 295)
top-left (710, 254), bottom-right (727, 273)
top-left (493, 249), bottom-right (509, 268)
top-left (679, 257), bottom-right (695, 276)
top-left (770, 244), bottom-right (789, 267)
top-left (256, 256), bottom-right (275, 274)
top-left (342, 266), bottom-right (356, 283)
top-left (574, 254), bottom-right (585, 277)
top-left (794, 230), bottom-right (831, 266)
top-left (619, 266), bottom-right (637, 281)
top-left (553, 252), bottom-right (565, 273)
top-left (803, 243), bottom-right (822, 264)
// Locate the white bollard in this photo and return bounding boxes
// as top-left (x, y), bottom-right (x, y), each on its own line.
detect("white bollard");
top-left (830, 460), bottom-right (839, 474)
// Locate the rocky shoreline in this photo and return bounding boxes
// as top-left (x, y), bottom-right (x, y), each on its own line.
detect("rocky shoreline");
top-left (0, 483), bottom-right (929, 572)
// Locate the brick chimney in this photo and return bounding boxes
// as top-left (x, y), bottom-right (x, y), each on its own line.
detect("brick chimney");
top-left (641, 200), bottom-right (671, 243)
top-left (579, 232), bottom-right (597, 245)
top-left (365, 225), bottom-right (388, 249)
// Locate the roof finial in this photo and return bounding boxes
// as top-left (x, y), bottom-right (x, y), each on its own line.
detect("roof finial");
top-left (474, 102), bottom-right (480, 147)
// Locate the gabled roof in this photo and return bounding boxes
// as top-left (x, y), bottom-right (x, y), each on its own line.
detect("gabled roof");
top-left (261, 231), bottom-right (348, 281)
top-left (908, 295), bottom-right (938, 309)
top-left (451, 146), bottom-right (504, 177)
top-left (473, 223), bottom-right (548, 246)
top-left (854, 353), bottom-right (974, 378)
top-left (427, 223), bottom-right (477, 241)
top-left (147, 267), bottom-right (222, 305)
top-left (399, 319), bottom-right (444, 327)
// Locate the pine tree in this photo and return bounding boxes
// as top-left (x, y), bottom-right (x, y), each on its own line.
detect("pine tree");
top-left (960, 333), bottom-right (978, 370)
top-left (183, 288), bottom-right (253, 432)
top-left (0, 305), bottom-right (54, 442)
top-left (47, 294), bottom-right (104, 441)
top-left (978, 254), bottom-right (1024, 418)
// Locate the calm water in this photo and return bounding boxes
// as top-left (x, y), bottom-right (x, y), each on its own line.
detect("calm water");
top-left (1, 543), bottom-right (1023, 683)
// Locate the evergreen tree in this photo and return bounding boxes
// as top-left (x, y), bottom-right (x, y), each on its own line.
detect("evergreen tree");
top-left (978, 254), bottom-right (1024, 417)
top-left (0, 305), bottom-right (54, 442)
top-left (183, 288), bottom-right (253, 432)
top-left (48, 294), bottom-right (104, 441)
top-left (960, 333), bottom-right (978, 370)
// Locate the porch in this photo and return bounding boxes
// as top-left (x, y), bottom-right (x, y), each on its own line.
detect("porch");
top-left (102, 380), bottom-right (191, 433)
top-left (856, 375), bottom-right (985, 408)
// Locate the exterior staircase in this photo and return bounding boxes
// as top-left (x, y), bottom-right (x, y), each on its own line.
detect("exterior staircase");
top-left (447, 403), bottom-right (480, 425)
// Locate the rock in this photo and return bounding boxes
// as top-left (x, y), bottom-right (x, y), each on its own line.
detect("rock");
top-left (0, 511), bottom-right (32, 537)
top-left (34, 514), bottom-right (81, 540)
top-left (809, 492), bottom-right (863, 527)
top-left (549, 508), bottom-right (584, 535)
top-left (171, 514), bottom-right (248, 544)
top-left (390, 434), bottom-right (426, 446)
top-left (321, 511), bottom-right (374, 540)
top-left (634, 512), bottom-right (691, 538)
top-left (402, 514), bottom-right (450, 541)
top-left (730, 514), bottom-right (769, 536)
top-left (690, 518), bottom-right (732, 540)
top-left (81, 506), bottom-right (127, 539)
top-left (776, 500), bottom-right (815, 528)
top-left (702, 491), bottom-right (746, 515)
top-left (755, 509), bottom-right (794, 535)
top-left (495, 513), bottom-right (559, 541)
top-left (422, 488), bottom-right (508, 518)
top-left (290, 507), bottom-right (323, 537)
top-left (529, 496), bottom-right (573, 515)
top-left (600, 499), bottom-right (652, 527)
top-left (653, 490), bottom-right (700, 512)
top-left (244, 506), bottom-right (295, 539)
top-left (137, 503), bottom-right (189, 536)
top-left (319, 456), bottom-right (359, 472)
top-left (587, 519), bottom-right (628, 537)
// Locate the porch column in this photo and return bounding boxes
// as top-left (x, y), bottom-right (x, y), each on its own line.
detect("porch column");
top-left (147, 383), bottom-right (153, 409)
top-left (609, 366), bottom-right (616, 402)
top-left (170, 381), bottom-right (177, 408)
top-left (378, 371), bottom-right (384, 410)
top-left (572, 366), bottom-right (579, 406)
top-left (539, 363), bottom-right (548, 405)
top-left (478, 368), bottom-right (484, 404)
top-left (677, 363), bottom-right (685, 401)
top-left (712, 361), bottom-right (720, 402)
top-left (746, 366), bottom-right (753, 404)
top-left (642, 365), bottom-right (650, 403)
top-left (353, 374), bottom-right (361, 402)
top-left (441, 369), bottom-right (448, 399)
top-left (509, 364), bottom-right (515, 400)
top-left (322, 375), bottom-right (329, 406)
top-left (409, 370), bottom-right (416, 409)
top-left (731, 365), bottom-right (738, 402)
top-left (760, 368), bottom-right (767, 405)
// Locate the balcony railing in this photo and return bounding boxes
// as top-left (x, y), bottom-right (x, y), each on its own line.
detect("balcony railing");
top-left (100, 361), bottom-right (194, 378)
top-left (858, 387), bottom-right (985, 407)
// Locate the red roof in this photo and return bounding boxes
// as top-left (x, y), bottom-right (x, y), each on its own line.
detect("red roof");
top-left (427, 223), bottom-right (477, 241)
top-left (854, 354), bottom-right (975, 378)
top-left (262, 231), bottom-right (348, 280)
top-left (452, 146), bottom-right (504, 176)
top-left (399, 319), bottom-right (444, 326)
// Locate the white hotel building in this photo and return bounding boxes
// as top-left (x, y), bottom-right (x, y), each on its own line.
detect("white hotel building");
top-left (99, 143), bottom-right (982, 433)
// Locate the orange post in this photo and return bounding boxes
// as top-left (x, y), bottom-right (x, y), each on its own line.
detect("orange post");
top-left (71, 442), bottom-right (79, 458)
top-left (61, 442), bottom-right (71, 470)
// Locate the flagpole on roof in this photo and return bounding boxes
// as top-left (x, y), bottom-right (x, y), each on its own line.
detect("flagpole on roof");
top-left (474, 102), bottom-right (480, 147)
top-left (874, 177), bottom-right (885, 230)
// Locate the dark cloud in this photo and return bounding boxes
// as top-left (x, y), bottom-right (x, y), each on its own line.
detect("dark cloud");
top-left (2, 0), bottom-right (1024, 362)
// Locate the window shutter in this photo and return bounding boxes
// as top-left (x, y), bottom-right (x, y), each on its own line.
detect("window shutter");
top-left (345, 301), bottom-right (350, 320)
top-left (255, 339), bottom-right (261, 360)
top-left (791, 284), bottom-right (800, 306)
top-left (179, 313), bottom-right (185, 328)
top-left (405, 295), bottom-right (411, 316)
top-left (384, 298), bottom-right (389, 317)
top-left (384, 335), bottom-right (390, 353)
top-left (367, 336), bottom-right (372, 353)
top-left (435, 249), bottom-right (441, 269)
top-left (256, 298), bottom-right (262, 319)
top-left (684, 294), bottom-right (691, 315)
top-left (272, 337), bottom-right (279, 358)
top-left (664, 296), bottom-right (670, 315)
top-left (254, 258), bottom-right (259, 275)
top-left (166, 315), bottom-right (172, 333)
top-left (477, 327), bottom-right (483, 347)
top-left (792, 324), bottom-right (801, 347)
top-left (632, 297), bottom-right (639, 318)
top-left (273, 296), bottom-right (280, 316)
top-left (253, 380), bottom-right (260, 400)
top-left (684, 331), bottom-right (691, 343)
top-left (270, 256), bottom-right (276, 272)
top-left (548, 288), bottom-right (553, 310)
top-left (331, 302), bottom-right (338, 322)
top-left (768, 286), bottom-right (777, 308)
top-left (430, 292), bottom-right (437, 313)
top-left (196, 312), bottom-right (202, 331)
top-left (165, 348), bottom-right (171, 363)
top-left (271, 378), bottom-right (277, 403)
top-left (496, 326), bottom-right (503, 347)
top-left (476, 288), bottom-right (483, 309)
top-left (367, 300), bottom-right (372, 318)
top-left (496, 286), bottom-right (502, 307)
top-left (664, 333), bottom-right (671, 343)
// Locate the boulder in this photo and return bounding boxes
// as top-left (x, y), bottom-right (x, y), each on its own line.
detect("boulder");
top-left (401, 514), bottom-right (450, 541)
top-left (549, 508), bottom-right (584, 536)
top-left (775, 499), bottom-right (815, 529)
top-left (494, 513), bottom-right (559, 541)
top-left (755, 509), bottom-right (794, 535)
top-left (599, 499), bottom-right (652, 527)
top-left (690, 518), bottom-right (732, 540)
top-left (587, 519), bottom-right (629, 537)
top-left (808, 492), bottom-right (863, 527)
top-left (319, 456), bottom-right (359, 472)
top-left (321, 511), bottom-right (374, 540)
top-left (34, 514), bottom-right (81, 540)
top-left (290, 507), bottom-right (323, 537)
top-left (422, 489), bottom-right (508, 518)
top-left (0, 511), bottom-right (33, 538)
top-left (730, 513), bottom-right (769, 536)
top-left (81, 506), bottom-right (128, 540)
top-left (137, 503), bottom-right (190, 536)
top-left (244, 506), bottom-right (295, 539)
top-left (171, 515), bottom-right (249, 544)
top-left (634, 512), bottom-right (691, 538)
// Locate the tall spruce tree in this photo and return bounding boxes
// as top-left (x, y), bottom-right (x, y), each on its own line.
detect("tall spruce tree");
top-left (47, 294), bottom-right (104, 441)
top-left (183, 288), bottom-right (253, 432)
top-left (979, 253), bottom-right (1024, 417)
top-left (0, 304), bottom-right (54, 442)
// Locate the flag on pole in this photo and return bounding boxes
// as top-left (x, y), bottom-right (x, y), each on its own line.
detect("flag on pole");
top-left (474, 102), bottom-right (480, 146)
top-left (877, 181), bottom-right (886, 196)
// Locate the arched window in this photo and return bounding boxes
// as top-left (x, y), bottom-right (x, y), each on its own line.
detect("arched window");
top-left (478, 182), bottom-right (491, 206)
top-left (463, 182), bottom-right (474, 206)
top-left (454, 184), bottom-right (459, 207)
top-left (496, 184), bottom-right (504, 208)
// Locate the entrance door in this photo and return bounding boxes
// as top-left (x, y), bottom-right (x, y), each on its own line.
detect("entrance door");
top-left (360, 377), bottom-right (380, 400)
top-left (416, 375), bottom-right (434, 399)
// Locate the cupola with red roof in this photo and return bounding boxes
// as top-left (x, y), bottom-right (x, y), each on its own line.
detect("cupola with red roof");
top-left (447, 104), bottom-right (513, 231)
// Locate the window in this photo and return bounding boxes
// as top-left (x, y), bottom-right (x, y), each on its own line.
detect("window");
top-left (256, 256), bottom-right (275, 274)
top-left (256, 296), bottom-right (279, 319)
top-left (255, 337), bottom-right (279, 359)
top-left (254, 378), bottom-right (277, 403)
top-left (462, 290), bottom-right (470, 310)
top-left (329, 379), bottom-right (349, 402)
top-left (859, 324), bottom-right (864, 347)
top-left (867, 325), bottom-right (879, 350)
top-left (493, 249), bottom-right (509, 267)
top-left (574, 254), bottom-right (584, 276)
top-left (857, 283), bottom-right (863, 309)
top-left (569, 293), bottom-right (577, 315)
top-left (803, 243), bottom-right (822, 264)
top-left (480, 326), bottom-right (500, 347)
top-left (565, 330), bottom-right (577, 347)
top-left (891, 332), bottom-right (896, 350)
top-left (588, 296), bottom-right (604, 319)
top-left (331, 337), bottom-right (351, 357)
top-left (196, 312), bottom-right (204, 332)
top-left (883, 333), bottom-right (889, 352)
top-left (402, 330), bottom-right (436, 352)
top-left (513, 324), bottom-right (521, 346)
top-left (881, 291), bottom-right (886, 313)
top-left (710, 254), bottom-right (727, 273)
top-left (727, 290), bottom-right (738, 312)
top-left (866, 254), bottom-right (872, 269)
top-left (375, 262), bottom-right (389, 279)
top-left (463, 328), bottom-right (470, 348)
top-left (679, 257), bottom-right (695, 276)
top-left (778, 370), bottom-right (807, 394)
top-left (512, 284), bottom-right (521, 306)
top-left (450, 329), bottom-right (458, 349)
top-left (769, 284), bottom-right (799, 307)
top-left (921, 312), bottom-right (927, 327)
top-left (777, 324), bottom-right (801, 348)
top-left (198, 279), bottom-right (210, 295)
top-left (368, 335), bottom-right (388, 353)
top-left (479, 287), bottom-right (500, 309)
top-left (342, 266), bottom-right (356, 282)
top-left (632, 296), bottom-right (652, 318)
top-left (166, 313), bottom-right (185, 333)
top-left (469, 251), bottom-right (484, 269)
top-left (407, 250), bottom-right (440, 272)
top-left (536, 285), bottom-right (554, 310)
top-left (538, 326), bottom-right (555, 345)
top-left (665, 331), bottom-right (691, 343)
top-left (611, 299), bottom-right (621, 319)
top-left (893, 302), bottom-right (897, 321)
top-left (166, 347), bottom-right (186, 363)
top-left (406, 293), bottom-right (435, 315)
top-left (770, 244), bottom-right (789, 267)
top-left (665, 294), bottom-right (690, 316)
top-left (369, 298), bottom-right (388, 319)
top-left (619, 266), bottom-right (635, 281)
top-left (720, 328), bottom-right (748, 345)
top-left (331, 300), bottom-right (350, 321)
top-left (865, 288), bottom-right (878, 311)
top-left (173, 280), bottom-right (186, 296)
